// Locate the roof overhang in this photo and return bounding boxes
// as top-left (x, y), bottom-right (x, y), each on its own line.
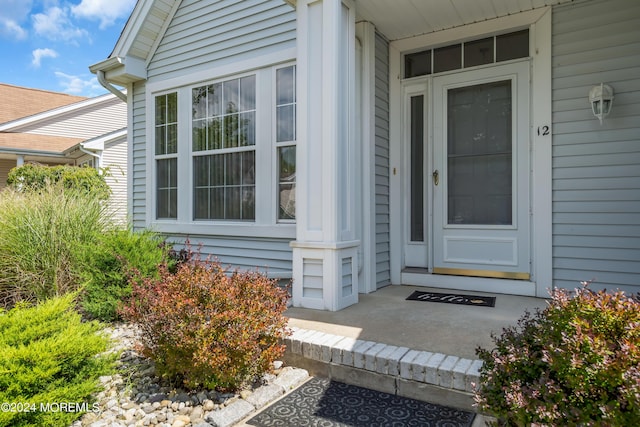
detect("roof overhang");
top-left (81, 128), bottom-right (128, 151)
top-left (89, 55), bottom-right (147, 86)
top-left (286, 0), bottom-right (572, 41)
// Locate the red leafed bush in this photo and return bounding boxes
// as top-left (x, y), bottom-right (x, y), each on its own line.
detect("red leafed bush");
top-left (120, 254), bottom-right (290, 391)
top-left (475, 283), bottom-right (640, 426)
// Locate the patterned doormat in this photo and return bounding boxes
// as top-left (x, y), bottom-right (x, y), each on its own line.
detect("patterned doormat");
top-left (406, 290), bottom-right (496, 307)
top-left (247, 377), bottom-right (476, 427)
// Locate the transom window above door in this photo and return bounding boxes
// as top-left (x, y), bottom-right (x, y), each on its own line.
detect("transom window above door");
top-left (404, 29), bottom-right (529, 78)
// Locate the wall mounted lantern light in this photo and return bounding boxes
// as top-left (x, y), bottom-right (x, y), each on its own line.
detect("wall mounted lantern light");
top-left (589, 83), bottom-right (614, 124)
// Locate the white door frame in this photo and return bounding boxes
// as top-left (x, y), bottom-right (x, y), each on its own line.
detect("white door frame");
top-left (388, 8), bottom-right (552, 297)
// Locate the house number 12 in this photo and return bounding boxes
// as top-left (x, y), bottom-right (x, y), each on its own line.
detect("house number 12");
top-left (537, 125), bottom-right (550, 136)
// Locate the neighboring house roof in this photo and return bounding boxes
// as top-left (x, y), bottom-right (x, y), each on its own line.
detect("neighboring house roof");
top-left (0, 133), bottom-right (83, 155)
top-left (0, 83), bottom-right (86, 124)
top-left (0, 85), bottom-right (126, 160)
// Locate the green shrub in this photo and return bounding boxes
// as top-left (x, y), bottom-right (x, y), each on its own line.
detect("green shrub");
top-left (475, 284), bottom-right (640, 426)
top-left (78, 229), bottom-right (170, 321)
top-left (120, 254), bottom-right (290, 391)
top-left (0, 294), bottom-right (115, 427)
top-left (6, 164), bottom-right (111, 200)
top-left (0, 184), bottom-right (111, 307)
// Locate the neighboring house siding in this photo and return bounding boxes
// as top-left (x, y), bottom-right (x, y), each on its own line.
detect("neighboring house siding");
top-left (147, 0), bottom-right (296, 82)
top-left (131, 82), bottom-right (147, 231)
top-left (0, 159), bottom-right (15, 189)
top-left (103, 137), bottom-right (128, 223)
top-left (375, 32), bottom-right (391, 288)
top-left (552, 0), bottom-right (640, 293)
top-left (11, 98), bottom-right (127, 140)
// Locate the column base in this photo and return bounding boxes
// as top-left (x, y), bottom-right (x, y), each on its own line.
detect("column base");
top-left (290, 240), bottom-right (360, 311)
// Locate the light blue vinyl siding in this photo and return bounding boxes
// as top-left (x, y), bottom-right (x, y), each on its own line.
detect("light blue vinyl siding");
top-left (147, 0), bottom-right (296, 81)
top-left (551, 0), bottom-right (640, 293)
top-left (169, 235), bottom-right (293, 277)
top-left (375, 32), bottom-right (391, 288)
top-left (131, 81), bottom-right (147, 231)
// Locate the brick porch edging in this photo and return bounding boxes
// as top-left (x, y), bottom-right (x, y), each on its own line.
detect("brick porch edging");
top-left (283, 327), bottom-right (483, 394)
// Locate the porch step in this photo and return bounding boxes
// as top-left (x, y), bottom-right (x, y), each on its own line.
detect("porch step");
top-left (281, 326), bottom-right (483, 412)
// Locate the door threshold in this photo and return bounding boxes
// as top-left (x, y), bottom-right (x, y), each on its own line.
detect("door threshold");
top-left (401, 269), bottom-right (537, 297)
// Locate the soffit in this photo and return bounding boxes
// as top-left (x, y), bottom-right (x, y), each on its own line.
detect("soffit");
top-left (355, 0), bottom-right (573, 41)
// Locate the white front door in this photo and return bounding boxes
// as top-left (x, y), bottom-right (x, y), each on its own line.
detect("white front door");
top-left (432, 61), bottom-right (530, 279)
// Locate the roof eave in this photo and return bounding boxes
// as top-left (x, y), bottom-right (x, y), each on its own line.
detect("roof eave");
top-left (89, 56), bottom-right (147, 86)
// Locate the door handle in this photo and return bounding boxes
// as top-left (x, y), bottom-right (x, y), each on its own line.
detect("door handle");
top-left (432, 169), bottom-right (439, 186)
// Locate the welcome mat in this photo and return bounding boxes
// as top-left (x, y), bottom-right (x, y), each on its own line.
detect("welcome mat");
top-left (247, 377), bottom-right (475, 427)
top-left (406, 290), bottom-right (496, 307)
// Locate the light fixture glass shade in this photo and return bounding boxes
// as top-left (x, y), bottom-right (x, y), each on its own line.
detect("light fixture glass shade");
top-left (589, 83), bottom-right (614, 124)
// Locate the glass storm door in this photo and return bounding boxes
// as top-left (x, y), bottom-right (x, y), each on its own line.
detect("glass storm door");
top-left (432, 62), bottom-right (530, 279)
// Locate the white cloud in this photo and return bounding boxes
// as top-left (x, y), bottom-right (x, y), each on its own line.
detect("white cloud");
top-left (55, 71), bottom-right (104, 97)
top-left (71, 0), bottom-right (136, 30)
top-left (0, 18), bottom-right (28, 40)
top-left (33, 6), bottom-right (89, 42)
top-left (32, 48), bottom-right (58, 67)
top-left (0, 0), bottom-right (32, 39)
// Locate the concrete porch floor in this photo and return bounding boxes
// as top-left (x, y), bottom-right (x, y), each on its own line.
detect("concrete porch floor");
top-left (286, 284), bottom-right (549, 360)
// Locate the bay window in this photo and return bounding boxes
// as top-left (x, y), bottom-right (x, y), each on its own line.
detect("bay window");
top-left (151, 62), bottom-right (296, 232)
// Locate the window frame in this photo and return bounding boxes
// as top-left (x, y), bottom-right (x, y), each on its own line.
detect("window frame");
top-left (273, 64), bottom-right (297, 223)
top-left (145, 53), bottom-right (297, 239)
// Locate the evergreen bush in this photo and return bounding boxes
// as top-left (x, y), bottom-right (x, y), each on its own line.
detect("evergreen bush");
top-left (0, 295), bottom-right (115, 427)
top-left (120, 254), bottom-right (290, 391)
top-left (475, 284), bottom-right (640, 426)
top-left (78, 229), bottom-right (170, 321)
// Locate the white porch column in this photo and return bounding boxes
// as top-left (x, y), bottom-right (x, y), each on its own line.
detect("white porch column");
top-left (16, 155), bottom-right (24, 167)
top-left (291, 0), bottom-right (359, 311)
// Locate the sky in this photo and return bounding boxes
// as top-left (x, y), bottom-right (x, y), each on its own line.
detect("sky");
top-left (0, 0), bottom-right (136, 97)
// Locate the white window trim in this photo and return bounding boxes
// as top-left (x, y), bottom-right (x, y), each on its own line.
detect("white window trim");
top-left (145, 50), bottom-right (297, 239)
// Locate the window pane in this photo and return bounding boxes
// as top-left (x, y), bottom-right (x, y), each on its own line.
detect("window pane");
top-left (410, 95), bottom-right (424, 241)
top-left (405, 50), bottom-right (431, 78)
top-left (278, 146), bottom-right (296, 220)
top-left (447, 81), bottom-right (512, 225)
top-left (434, 44), bottom-right (461, 73)
top-left (224, 113), bottom-right (239, 148)
top-left (276, 105), bottom-right (295, 142)
top-left (192, 87), bottom-right (207, 119)
top-left (208, 118), bottom-right (222, 150)
top-left (193, 152), bottom-right (255, 220)
top-left (208, 83), bottom-right (222, 116)
top-left (496, 30), bottom-right (529, 62)
top-left (167, 92), bottom-right (177, 123)
top-left (276, 66), bottom-right (295, 105)
top-left (223, 79), bottom-right (239, 113)
top-left (155, 96), bottom-right (166, 124)
top-left (242, 151), bottom-right (255, 185)
top-left (239, 111), bottom-right (255, 146)
top-left (155, 126), bottom-right (165, 155)
top-left (242, 186), bottom-right (255, 220)
top-left (464, 37), bottom-right (493, 67)
top-left (240, 76), bottom-right (256, 111)
top-left (157, 158), bottom-right (177, 219)
top-left (192, 119), bottom-right (207, 151)
top-left (225, 152), bottom-right (241, 185)
top-left (166, 124), bottom-right (177, 154)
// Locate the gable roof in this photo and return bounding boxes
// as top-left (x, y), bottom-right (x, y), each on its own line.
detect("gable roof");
top-left (0, 85), bottom-right (126, 159)
top-left (0, 83), bottom-right (86, 124)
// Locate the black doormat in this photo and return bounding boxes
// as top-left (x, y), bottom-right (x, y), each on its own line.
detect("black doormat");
top-left (247, 377), bottom-right (475, 427)
top-left (406, 290), bottom-right (496, 307)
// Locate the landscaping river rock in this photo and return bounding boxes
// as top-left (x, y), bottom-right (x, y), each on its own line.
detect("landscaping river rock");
top-left (72, 324), bottom-right (308, 427)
